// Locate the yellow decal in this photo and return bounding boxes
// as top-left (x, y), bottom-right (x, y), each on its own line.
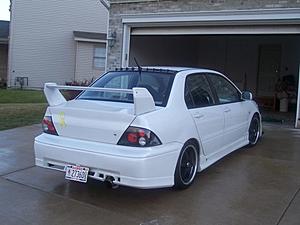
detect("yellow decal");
top-left (58, 112), bottom-right (66, 127)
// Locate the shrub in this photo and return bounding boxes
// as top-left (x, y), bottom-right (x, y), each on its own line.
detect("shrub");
top-left (64, 78), bottom-right (94, 100)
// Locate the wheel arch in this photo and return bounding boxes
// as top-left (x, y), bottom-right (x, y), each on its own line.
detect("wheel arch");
top-left (185, 138), bottom-right (200, 155)
top-left (251, 111), bottom-right (263, 137)
top-left (174, 137), bottom-right (201, 189)
top-left (183, 138), bottom-right (205, 169)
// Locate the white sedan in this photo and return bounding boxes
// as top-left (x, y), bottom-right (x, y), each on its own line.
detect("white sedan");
top-left (34, 67), bottom-right (262, 189)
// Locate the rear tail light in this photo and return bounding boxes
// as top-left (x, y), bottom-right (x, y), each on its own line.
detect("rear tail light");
top-left (42, 116), bottom-right (58, 135)
top-left (118, 126), bottom-right (161, 147)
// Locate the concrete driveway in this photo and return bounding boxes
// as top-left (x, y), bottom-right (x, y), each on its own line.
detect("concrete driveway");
top-left (0, 124), bottom-right (299, 225)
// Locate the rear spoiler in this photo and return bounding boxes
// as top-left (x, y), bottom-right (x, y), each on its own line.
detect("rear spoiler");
top-left (44, 83), bottom-right (156, 115)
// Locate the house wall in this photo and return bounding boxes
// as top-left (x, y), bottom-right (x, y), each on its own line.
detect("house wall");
top-left (0, 44), bottom-right (8, 81)
top-left (75, 42), bottom-right (105, 82)
top-left (8, 0), bottom-right (108, 88)
top-left (107, 0), bottom-right (300, 69)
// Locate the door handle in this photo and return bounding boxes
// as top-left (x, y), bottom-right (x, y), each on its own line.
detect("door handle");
top-left (224, 108), bottom-right (231, 113)
top-left (193, 113), bottom-right (204, 119)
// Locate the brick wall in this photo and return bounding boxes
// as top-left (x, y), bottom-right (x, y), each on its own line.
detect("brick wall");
top-left (107, 0), bottom-right (300, 70)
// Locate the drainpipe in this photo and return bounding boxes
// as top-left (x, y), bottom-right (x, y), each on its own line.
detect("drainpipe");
top-left (98, 0), bottom-right (110, 72)
top-left (7, 0), bottom-right (13, 88)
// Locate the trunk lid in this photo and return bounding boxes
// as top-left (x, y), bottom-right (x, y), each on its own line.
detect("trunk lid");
top-left (49, 100), bottom-right (136, 144)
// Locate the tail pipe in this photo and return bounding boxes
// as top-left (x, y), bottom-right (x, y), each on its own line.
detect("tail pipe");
top-left (105, 176), bottom-right (119, 189)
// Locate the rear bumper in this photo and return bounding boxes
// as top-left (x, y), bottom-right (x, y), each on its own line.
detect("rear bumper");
top-left (34, 134), bottom-right (182, 189)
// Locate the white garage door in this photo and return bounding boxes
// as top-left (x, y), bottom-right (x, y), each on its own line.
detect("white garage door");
top-left (131, 25), bottom-right (300, 36)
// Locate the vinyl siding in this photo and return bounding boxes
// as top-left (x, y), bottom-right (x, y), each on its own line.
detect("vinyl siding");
top-left (8, 0), bottom-right (108, 88)
top-left (75, 42), bottom-right (105, 82)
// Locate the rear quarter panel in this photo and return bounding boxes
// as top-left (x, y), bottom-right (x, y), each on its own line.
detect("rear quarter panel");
top-left (130, 71), bottom-right (200, 150)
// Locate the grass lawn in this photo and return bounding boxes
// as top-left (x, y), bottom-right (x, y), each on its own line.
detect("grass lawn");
top-left (0, 89), bottom-right (46, 103)
top-left (0, 89), bottom-right (47, 131)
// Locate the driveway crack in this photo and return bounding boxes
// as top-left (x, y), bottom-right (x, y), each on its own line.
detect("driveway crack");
top-left (276, 186), bottom-right (300, 225)
top-left (0, 165), bottom-right (35, 177)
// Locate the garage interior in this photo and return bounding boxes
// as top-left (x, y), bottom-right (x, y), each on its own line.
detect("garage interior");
top-left (129, 34), bottom-right (300, 126)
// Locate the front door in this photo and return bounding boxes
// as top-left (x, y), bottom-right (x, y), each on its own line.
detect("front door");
top-left (185, 73), bottom-right (224, 157)
top-left (208, 74), bottom-right (249, 148)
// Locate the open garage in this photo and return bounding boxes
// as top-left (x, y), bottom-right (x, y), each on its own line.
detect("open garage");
top-left (129, 34), bottom-right (300, 126)
top-left (117, 9), bottom-right (300, 127)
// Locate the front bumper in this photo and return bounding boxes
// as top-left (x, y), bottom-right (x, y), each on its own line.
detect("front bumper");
top-left (34, 134), bottom-right (182, 189)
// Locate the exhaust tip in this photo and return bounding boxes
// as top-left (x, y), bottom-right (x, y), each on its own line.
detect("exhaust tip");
top-left (105, 176), bottom-right (119, 189)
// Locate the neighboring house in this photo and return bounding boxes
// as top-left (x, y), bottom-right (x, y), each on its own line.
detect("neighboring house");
top-left (0, 20), bottom-right (9, 86)
top-left (107, 0), bottom-right (300, 127)
top-left (8, 0), bottom-right (108, 88)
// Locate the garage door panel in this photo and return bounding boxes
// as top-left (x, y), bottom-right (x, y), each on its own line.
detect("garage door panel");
top-left (131, 25), bottom-right (300, 36)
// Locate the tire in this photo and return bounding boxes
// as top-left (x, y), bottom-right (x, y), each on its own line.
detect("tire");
top-left (248, 114), bottom-right (260, 146)
top-left (174, 141), bottom-right (199, 189)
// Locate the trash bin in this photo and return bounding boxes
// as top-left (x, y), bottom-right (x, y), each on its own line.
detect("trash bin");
top-left (280, 98), bottom-right (288, 112)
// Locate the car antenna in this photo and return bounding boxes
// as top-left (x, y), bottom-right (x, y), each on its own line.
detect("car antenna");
top-left (134, 57), bottom-right (142, 81)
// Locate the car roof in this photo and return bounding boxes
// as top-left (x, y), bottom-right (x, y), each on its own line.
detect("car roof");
top-left (114, 66), bottom-right (221, 74)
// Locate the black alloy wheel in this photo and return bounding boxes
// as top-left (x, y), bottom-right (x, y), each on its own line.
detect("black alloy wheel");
top-left (174, 142), bottom-right (198, 189)
top-left (249, 115), bottom-right (260, 146)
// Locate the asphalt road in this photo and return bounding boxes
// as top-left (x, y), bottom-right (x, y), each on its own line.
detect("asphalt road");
top-left (0, 124), bottom-right (299, 225)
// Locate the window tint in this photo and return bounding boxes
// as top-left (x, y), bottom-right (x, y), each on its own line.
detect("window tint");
top-left (209, 74), bottom-right (241, 104)
top-left (78, 71), bottom-right (175, 107)
top-left (185, 74), bottom-right (215, 108)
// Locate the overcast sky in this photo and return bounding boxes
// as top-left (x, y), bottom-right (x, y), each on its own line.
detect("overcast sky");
top-left (0, 0), bottom-right (10, 21)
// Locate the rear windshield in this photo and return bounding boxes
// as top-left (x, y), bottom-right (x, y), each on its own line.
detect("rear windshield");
top-left (78, 71), bottom-right (175, 107)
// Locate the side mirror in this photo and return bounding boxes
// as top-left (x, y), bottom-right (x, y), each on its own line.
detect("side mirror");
top-left (241, 91), bottom-right (253, 100)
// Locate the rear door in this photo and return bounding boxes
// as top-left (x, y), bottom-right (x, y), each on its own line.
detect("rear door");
top-left (208, 74), bottom-right (249, 148)
top-left (185, 73), bottom-right (224, 157)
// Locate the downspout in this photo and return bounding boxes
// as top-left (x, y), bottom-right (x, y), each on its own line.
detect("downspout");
top-left (73, 41), bottom-right (78, 81)
top-left (7, 0), bottom-right (13, 88)
top-left (99, 0), bottom-right (110, 72)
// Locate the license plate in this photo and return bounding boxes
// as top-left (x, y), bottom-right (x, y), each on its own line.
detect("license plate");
top-left (65, 165), bottom-right (89, 183)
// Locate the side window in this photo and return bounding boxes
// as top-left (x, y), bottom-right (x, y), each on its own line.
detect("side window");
top-left (185, 74), bottom-right (215, 109)
top-left (93, 45), bottom-right (106, 69)
top-left (209, 74), bottom-right (241, 104)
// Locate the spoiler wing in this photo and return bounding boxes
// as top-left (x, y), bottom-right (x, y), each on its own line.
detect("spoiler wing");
top-left (44, 83), bottom-right (156, 116)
